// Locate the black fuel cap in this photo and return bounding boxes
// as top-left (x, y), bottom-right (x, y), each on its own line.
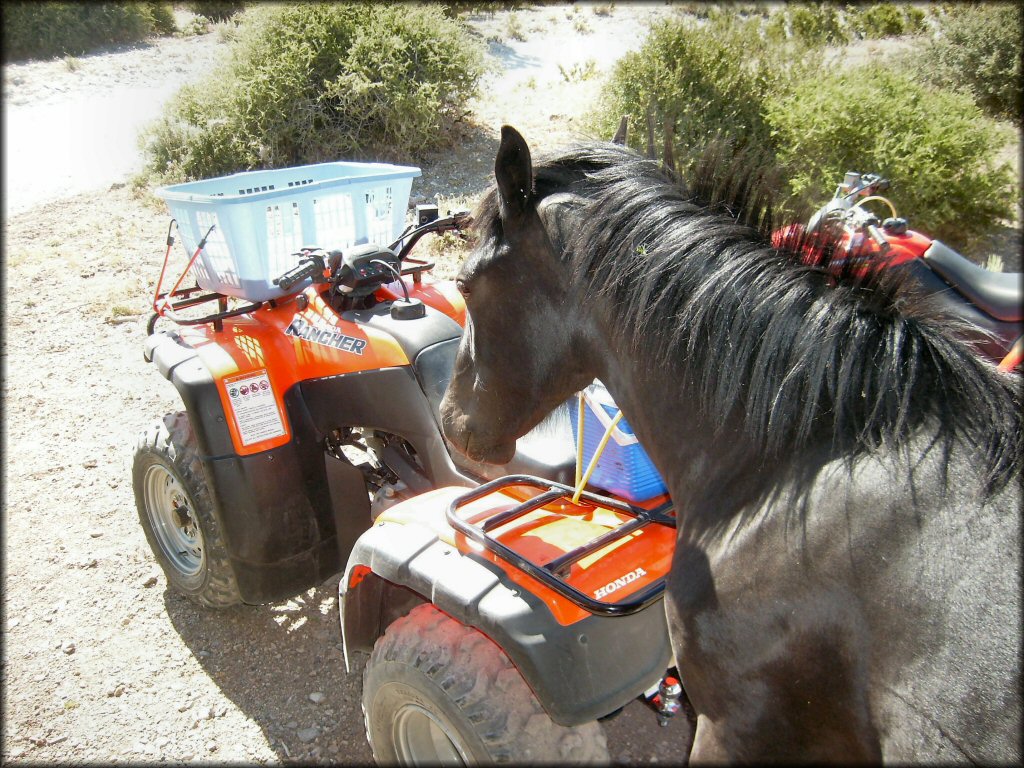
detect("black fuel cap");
top-left (882, 217), bottom-right (908, 235)
top-left (390, 298), bottom-right (426, 320)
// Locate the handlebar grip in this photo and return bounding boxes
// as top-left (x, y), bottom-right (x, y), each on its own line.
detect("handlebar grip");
top-left (866, 224), bottom-right (891, 254)
top-left (274, 260), bottom-right (321, 290)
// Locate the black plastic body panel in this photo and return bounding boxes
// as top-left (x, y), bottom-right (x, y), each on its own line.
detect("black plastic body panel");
top-left (147, 331), bottom-right (350, 603)
top-left (145, 325), bottom-right (475, 604)
top-left (343, 303), bottom-right (463, 361)
top-left (923, 240), bottom-right (1022, 322)
top-left (341, 519), bottom-right (672, 725)
top-left (298, 366), bottom-right (470, 489)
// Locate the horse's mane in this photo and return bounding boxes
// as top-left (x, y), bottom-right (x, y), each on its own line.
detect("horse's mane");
top-left (475, 141), bottom-right (1021, 492)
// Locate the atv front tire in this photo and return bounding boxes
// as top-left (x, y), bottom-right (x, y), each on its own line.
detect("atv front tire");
top-left (363, 603), bottom-right (609, 764)
top-left (132, 412), bottom-right (241, 608)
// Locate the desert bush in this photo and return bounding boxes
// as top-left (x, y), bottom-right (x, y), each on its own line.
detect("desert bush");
top-left (506, 12), bottom-right (526, 41)
top-left (591, 15), bottom-right (814, 158)
top-left (766, 63), bottom-right (1015, 247)
top-left (187, 2), bottom-right (244, 22)
top-left (788, 3), bottom-right (848, 45)
top-left (140, 3), bottom-right (485, 181)
top-left (441, 2), bottom-right (527, 18)
top-left (909, 3), bottom-right (1022, 122)
top-left (3, 1), bottom-right (174, 61)
top-left (765, 3), bottom-right (848, 46)
top-left (147, 2), bottom-right (177, 35)
top-left (847, 3), bottom-right (928, 38)
top-left (849, 3), bottom-right (906, 37)
top-left (558, 60), bottom-right (597, 83)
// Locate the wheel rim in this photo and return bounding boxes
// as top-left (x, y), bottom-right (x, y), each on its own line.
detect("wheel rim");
top-left (142, 464), bottom-right (205, 577)
top-left (393, 704), bottom-right (467, 765)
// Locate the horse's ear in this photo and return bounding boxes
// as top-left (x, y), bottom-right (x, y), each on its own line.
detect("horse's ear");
top-left (662, 119), bottom-right (676, 176)
top-left (538, 192), bottom-right (586, 254)
top-left (644, 105), bottom-right (656, 160)
top-left (495, 125), bottom-right (534, 219)
top-left (612, 115), bottom-right (628, 145)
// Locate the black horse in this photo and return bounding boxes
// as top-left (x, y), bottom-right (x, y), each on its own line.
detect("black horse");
top-left (440, 126), bottom-right (1022, 762)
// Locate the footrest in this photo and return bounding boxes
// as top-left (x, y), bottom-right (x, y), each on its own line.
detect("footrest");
top-left (446, 475), bottom-right (675, 617)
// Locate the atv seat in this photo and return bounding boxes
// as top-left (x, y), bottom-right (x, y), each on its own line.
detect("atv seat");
top-left (410, 335), bottom-right (578, 486)
top-left (924, 241), bottom-right (1023, 323)
top-left (452, 401), bottom-right (578, 487)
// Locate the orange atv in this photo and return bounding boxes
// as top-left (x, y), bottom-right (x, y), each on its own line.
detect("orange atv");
top-left (133, 162), bottom-right (687, 762)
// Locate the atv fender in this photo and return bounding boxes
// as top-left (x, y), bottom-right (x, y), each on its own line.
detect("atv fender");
top-left (339, 487), bottom-right (673, 727)
top-left (144, 330), bottom-right (348, 604)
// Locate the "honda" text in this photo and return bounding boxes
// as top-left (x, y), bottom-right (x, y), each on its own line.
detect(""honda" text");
top-left (594, 567), bottom-right (648, 599)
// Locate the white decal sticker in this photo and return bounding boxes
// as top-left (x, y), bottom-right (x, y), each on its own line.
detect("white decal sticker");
top-left (594, 567), bottom-right (648, 599)
top-left (224, 370), bottom-right (286, 446)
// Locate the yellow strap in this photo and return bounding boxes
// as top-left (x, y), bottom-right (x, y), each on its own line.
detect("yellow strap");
top-left (575, 394), bottom-right (586, 488)
top-left (572, 403), bottom-right (623, 505)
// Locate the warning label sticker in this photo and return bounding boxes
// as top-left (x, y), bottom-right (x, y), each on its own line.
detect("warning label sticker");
top-left (224, 370), bottom-right (286, 446)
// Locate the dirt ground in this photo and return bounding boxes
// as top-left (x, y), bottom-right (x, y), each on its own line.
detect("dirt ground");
top-left (2, 4), bottom-right (697, 765)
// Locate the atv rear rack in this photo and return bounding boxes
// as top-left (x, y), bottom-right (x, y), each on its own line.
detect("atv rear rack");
top-left (446, 474), bottom-right (675, 617)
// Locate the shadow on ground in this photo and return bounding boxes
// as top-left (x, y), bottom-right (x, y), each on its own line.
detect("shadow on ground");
top-left (164, 577), bottom-right (692, 764)
top-left (968, 223), bottom-right (1023, 272)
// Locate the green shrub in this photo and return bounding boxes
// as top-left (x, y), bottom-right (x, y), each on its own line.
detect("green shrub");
top-left (764, 3), bottom-right (848, 46)
top-left (187, 1), bottom-right (244, 22)
top-left (766, 63), bottom-right (1015, 248)
top-left (147, 2), bottom-right (176, 35)
top-left (591, 15), bottom-right (814, 158)
top-left (3, 1), bottom-right (174, 62)
top-left (506, 12), bottom-right (526, 41)
top-left (140, 3), bottom-right (485, 181)
top-left (911, 4), bottom-right (1022, 122)
top-left (849, 3), bottom-right (907, 38)
top-left (440, 1), bottom-right (526, 17)
top-left (788, 3), bottom-right (848, 45)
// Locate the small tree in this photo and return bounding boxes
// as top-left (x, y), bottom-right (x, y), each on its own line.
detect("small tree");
top-left (140, 3), bottom-right (485, 181)
top-left (767, 63), bottom-right (1015, 248)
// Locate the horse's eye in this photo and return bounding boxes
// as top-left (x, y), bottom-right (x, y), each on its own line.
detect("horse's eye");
top-left (456, 279), bottom-right (470, 297)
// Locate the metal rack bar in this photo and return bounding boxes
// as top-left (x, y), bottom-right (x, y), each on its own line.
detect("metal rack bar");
top-left (446, 475), bottom-right (675, 617)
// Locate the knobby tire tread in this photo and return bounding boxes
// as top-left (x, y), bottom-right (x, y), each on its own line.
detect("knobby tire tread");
top-left (363, 603), bottom-right (609, 764)
top-left (133, 411), bottom-right (241, 608)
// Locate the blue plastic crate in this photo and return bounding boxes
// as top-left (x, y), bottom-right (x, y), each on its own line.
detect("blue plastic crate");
top-left (570, 381), bottom-right (668, 502)
top-left (155, 161), bottom-right (421, 301)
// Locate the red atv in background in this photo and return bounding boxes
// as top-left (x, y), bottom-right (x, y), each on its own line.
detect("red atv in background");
top-left (775, 171), bottom-right (1022, 370)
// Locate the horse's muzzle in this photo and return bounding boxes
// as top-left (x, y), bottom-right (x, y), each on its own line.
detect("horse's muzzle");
top-left (440, 402), bottom-right (516, 466)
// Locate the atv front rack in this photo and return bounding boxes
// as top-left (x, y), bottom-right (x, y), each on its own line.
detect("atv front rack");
top-left (446, 475), bottom-right (675, 617)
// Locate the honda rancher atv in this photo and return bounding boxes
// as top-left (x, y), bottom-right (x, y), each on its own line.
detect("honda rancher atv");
top-left (133, 161), bottom-right (688, 762)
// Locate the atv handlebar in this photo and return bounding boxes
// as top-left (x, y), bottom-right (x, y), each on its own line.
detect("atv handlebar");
top-left (807, 171), bottom-right (897, 255)
top-left (271, 210), bottom-right (471, 294)
top-left (273, 250), bottom-right (328, 291)
top-left (390, 210), bottom-right (472, 261)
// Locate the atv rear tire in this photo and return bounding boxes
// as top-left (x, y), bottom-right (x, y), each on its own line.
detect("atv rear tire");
top-left (362, 603), bottom-right (609, 764)
top-left (132, 412), bottom-right (241, 608)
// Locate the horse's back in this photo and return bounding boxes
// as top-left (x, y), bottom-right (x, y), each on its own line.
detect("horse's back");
top-left (814, 438), bottom-right (1020, 762)
top-left (676, 433), bottom-right (1021, 763)
top-left (864, 444), bottom-right (1019, 762)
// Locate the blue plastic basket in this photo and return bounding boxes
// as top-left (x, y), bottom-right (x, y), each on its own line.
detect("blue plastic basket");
top-left (570, 381), bottom-right (668, 502)
top-left (155, 161), bottom-right (421, 301)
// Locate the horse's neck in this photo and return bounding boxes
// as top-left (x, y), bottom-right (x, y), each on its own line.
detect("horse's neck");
top-left (595, 353), bottom-right (775, 536)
